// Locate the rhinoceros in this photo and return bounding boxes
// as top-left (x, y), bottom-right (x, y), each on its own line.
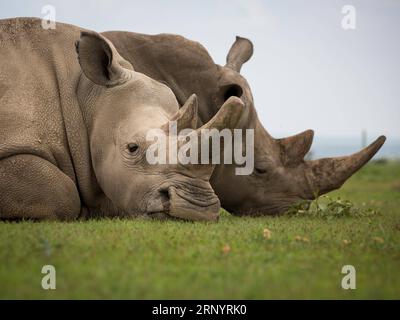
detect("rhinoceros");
top-left (0, 17), bottom-right (244, 221)
top-left (103, 30), bottom-right (386, 215)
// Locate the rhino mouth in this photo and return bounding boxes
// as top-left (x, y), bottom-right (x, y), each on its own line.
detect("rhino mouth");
top-left (146, 182), bottom-right (220, 222)
top-left (167, 186), bottom-right (220, 221)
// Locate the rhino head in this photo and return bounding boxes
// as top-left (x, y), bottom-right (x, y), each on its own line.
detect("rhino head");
top-left (211, 36), bottom-right (386, 215)
top-left (75, 31), bottom-right (244, 221)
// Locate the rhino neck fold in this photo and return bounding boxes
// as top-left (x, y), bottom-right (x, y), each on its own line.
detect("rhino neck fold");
top-left (57, 70), bottom-right (105, 212)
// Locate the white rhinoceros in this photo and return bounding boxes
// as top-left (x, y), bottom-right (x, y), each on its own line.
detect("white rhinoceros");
top-left (0, 17), bottom-right (244, 221)
top-left (103, 30), bottom-right (386, 215)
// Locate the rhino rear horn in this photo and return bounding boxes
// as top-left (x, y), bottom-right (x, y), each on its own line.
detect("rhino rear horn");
top-left (304, 135), bottom-right (386, 197)
top-left (176, 94), bottom-right (198, 131)
top-left (278, 130), bottom-right (314, 166)
top-left (225, 36), bottom-right (254, 73)
top-left (198, 96), bottom-right (244, 132)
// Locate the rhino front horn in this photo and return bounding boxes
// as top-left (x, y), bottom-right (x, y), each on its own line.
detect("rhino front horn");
top-left (305, 135), bottom-right (386, 197)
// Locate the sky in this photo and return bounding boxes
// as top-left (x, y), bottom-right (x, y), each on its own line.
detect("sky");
top-left (1, 0), bottom-right (399, 145)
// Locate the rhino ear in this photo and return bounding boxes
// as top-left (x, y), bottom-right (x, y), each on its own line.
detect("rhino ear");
top-left (76, 31), bottom-right (133, 87)
top-left (225, 36), bottom-right (253, 73)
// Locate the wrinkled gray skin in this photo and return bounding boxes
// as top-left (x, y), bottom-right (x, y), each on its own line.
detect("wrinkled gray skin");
top-left (0, 18), bottom-right (245, 221)
top-left (104, 31), bottom-right (386, 215)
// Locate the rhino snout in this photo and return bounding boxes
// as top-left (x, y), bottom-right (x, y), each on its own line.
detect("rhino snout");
top-left (145, 181), bottom-right (220, 222)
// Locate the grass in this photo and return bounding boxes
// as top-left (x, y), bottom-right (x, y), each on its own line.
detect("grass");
top-left (0, 161), bottom-right (399, 299)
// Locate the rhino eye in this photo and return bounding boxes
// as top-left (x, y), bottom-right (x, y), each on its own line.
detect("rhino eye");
top-left (255, 167), bottom-right (267, 175)
top-left (127, 143), bottom-right (139, 154)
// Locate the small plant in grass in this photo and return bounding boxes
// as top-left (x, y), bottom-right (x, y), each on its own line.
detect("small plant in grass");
top-left (286, 195), bottom-right (379, 219)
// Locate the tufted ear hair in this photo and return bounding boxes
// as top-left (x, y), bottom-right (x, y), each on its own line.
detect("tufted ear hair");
top-left (76, 31), bottom-right (133, 87)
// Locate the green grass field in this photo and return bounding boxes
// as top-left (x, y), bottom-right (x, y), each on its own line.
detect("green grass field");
top-left (1, 161), bottom-right (399, 299)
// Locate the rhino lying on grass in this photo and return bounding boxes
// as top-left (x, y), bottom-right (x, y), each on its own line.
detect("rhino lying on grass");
top-left (0, 18), bottom-right (244, 221)
top-left (104, 30), bottom-right (386, 215)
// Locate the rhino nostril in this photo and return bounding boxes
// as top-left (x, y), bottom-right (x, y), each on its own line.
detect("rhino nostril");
top-left (160, 189), bottom-right (170, 213)
top-left (159, 189), bottom-right (170, 205)
top-left (255, 167), bottom-right (267, 175)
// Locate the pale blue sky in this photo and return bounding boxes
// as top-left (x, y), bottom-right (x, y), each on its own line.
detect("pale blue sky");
top-left (1, 0), bottom-right (399, 142)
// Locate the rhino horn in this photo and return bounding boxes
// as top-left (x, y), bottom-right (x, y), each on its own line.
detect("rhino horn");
top-left (176, 94), bottom-right (198, 131)
top-left (225, 36), bottom-right (254, 73)
top-left (198, 96), bottom-right (244, 132)
top-left (278, 130), bottom-right (314, 166)
top-left (304, 135), bottom-right (386, 197)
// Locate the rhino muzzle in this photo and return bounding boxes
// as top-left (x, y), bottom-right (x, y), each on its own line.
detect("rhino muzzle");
top-left (146, 181), bottom-right (220, 222)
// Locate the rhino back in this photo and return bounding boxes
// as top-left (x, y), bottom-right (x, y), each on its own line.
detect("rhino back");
top-left (0, 18), bottom-right (84, 183)
top-left (103, 31), bottom-right (220, 124)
